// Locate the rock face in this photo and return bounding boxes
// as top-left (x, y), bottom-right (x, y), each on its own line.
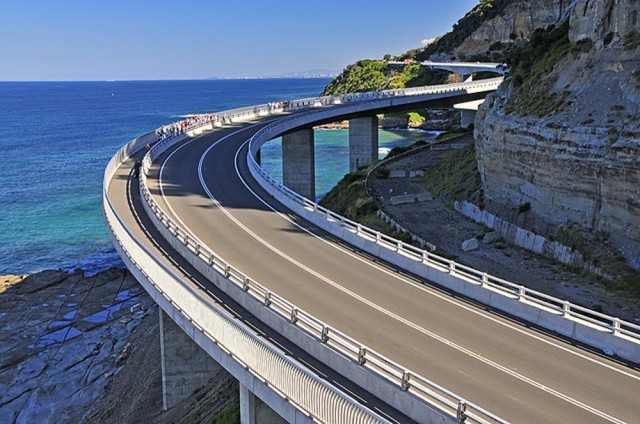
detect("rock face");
top-left (0, 268), bottom-right (238, 424)
top-left (0, 268), bottom-right (155, 423)
top-left (569, 0), bottom-right (640, 43)
top-left (475, 0), bottom-right (640, 268)
top-left (455, 0), bottom-right (573, 56)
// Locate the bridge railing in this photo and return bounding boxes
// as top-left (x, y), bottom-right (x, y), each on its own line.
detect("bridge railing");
top-left (137, 82), bottom-right (511, 424)
top-left (246, 101), bottom-right (640, 358)
top-left (139, 175), bottom-right (504, 424)
top-left (142, 77), bottom-right (503, 156)
top-left (104, 133), bottom-right (391, 424)
top-left (284, 77), bottom-right (504, 111)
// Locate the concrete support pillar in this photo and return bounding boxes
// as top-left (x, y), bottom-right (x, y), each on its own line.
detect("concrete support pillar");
top-left (160, 310), bottom-right (221, 410)
top-left (282, 128), bottom-right (315, 200)
top-left (460, 110), bottom-right (477, 128)
top-left (460, 73), bottom-right (473, 82)
top-left (240, 383), bottom-right (286, 424)
top-left (349, 116), bottom-right (378, 173)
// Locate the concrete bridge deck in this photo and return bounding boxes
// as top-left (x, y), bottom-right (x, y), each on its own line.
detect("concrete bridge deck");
top-left (105, 77), bottom-right (640, 422)
top-left (136, 113), bottom-right (640, 423)
top-left (106, 132), bottom-right (416, 423)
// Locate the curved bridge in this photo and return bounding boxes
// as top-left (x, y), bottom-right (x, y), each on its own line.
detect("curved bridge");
top-left (104, 78), bottom-right (640, 423)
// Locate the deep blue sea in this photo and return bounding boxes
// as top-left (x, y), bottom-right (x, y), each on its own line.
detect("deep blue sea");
top-left (0, 79), bottom-right (436, 275)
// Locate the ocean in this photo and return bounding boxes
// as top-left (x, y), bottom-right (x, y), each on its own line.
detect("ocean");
top-left (0, 79), bottom-right (437, 275)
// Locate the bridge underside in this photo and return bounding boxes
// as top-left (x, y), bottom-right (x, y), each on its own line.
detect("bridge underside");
top-left (161, 310), bottom-right (286, 421)
top-left (276, 90), bottom-right (490, 198)
top-left (279, 90), bottom-right (491, 133)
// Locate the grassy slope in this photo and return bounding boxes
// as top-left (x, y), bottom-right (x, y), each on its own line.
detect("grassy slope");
top-left (319, 131), bottom-right (480, 244)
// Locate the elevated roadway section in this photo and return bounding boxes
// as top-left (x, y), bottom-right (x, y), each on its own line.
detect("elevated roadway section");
top-left (420, 61), bottom-right (508, 81)
top-left (105, 78), bottom-right (640, 423)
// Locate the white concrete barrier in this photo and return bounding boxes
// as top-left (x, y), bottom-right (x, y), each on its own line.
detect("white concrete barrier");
top-left (247, 110), bottom-right (640, 365)
top-left (133, 86), bottom-right (512, 423)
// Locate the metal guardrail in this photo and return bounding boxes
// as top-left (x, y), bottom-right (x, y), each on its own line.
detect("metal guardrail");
top-left (104, 131), bottom-right (388, 423)
top-left (245, 95), bottom-right (640, 345)
top-left (137, 80), bottom-right (511, 424)
top-left (111, 77), bottom-right (640, 422)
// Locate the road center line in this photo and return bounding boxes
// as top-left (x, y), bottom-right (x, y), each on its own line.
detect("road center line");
top-left (156, 120), bottom-right (628, 423)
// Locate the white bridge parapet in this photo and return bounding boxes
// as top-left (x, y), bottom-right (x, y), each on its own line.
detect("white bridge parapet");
top-left (120, 79), bottom-right (508, 424)
top-left (245, 89), bottom-right (640, 366)
top-left (104, 123), bottom-right (390, 423)
top-left (421, 61), bottom-right (508, 76)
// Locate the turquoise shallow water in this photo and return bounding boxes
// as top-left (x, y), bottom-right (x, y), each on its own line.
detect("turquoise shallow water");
top-left (0, 79), bottom-right (434, 275)
top-left (260, 128), bottom-right (438, 201)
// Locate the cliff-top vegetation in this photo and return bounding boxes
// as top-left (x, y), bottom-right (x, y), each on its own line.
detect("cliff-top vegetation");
top-left (321, 60), bottom-right (448, 96)
top-left (322, 0), bottom-right (518, 96)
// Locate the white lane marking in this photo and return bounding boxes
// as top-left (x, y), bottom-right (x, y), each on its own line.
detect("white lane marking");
top-left (157, 123), bottom-right (631, 423)
top-left (206, 139), bottom-right (625, 423)
top-left (158, 124), bottom-right (263, 247)
top-left (229, 139), bottom-right (640, 384)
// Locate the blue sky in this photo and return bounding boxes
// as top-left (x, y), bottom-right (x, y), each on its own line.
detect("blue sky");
top-left (0, 0), bottom-right (479, 81)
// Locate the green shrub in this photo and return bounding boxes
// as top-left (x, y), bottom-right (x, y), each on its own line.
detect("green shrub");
top-left (603, 32), bottom-right (615, 46)
top-left (322, 60), bottom-right (386, 95)
top-left (504, 22), bottom-right (578, 116)
top-left (624, 30), bottom-right (640, 50)
top-left (407, 112), bottom-right (425, 123)
top-left (321, 60), bottom-right (447, 95)
top-left (384, 140), bottom-right (429, 160)
top-left (419, 143), bottom-right (483, 204)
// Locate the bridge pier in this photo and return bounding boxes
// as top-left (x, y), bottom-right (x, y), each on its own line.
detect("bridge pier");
top-left (240, 383), bottom-right (287, 424)
top-left (349, 116), bottom-right (378, 172)
top-left (460, 110), bottom-right (477, 128)
top-left (160, 309), bottom-right (224, 410)
top-left (282, 128), bottom-right (315, 200)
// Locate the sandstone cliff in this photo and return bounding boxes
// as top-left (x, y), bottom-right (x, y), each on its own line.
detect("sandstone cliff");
top-left (475, 0), bottom-right (640, 269)
top-left (454, 0), bottom-right (573, 57)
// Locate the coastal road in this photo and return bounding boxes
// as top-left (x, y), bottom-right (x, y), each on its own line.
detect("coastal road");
top-left (107, 126), bottom-right (419, 423)
top-left (144, 116), bottom-right (640, 424)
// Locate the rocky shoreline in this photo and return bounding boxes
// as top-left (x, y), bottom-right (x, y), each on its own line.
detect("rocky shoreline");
top-left (0, 268), bottom-right (155, 423)
top-left (0, 268), bottom-right (236, 424)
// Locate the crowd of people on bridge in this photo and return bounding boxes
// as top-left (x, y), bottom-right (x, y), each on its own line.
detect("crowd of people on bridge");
top-left (267, 101), bottom-right (289, 111)
top-left (154, 113), bottom-right (220, 141)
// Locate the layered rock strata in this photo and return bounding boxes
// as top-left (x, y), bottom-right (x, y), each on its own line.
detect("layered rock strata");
top-left (475, 0), bottom-right (640, 268)
top-left (455, 0), bottom-right (574, 56)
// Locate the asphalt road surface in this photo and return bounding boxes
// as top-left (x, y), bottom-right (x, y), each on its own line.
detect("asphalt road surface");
top-left (121, 116), bottom-right (640, 423)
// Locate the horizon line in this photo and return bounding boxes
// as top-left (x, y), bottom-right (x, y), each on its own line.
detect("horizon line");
top-left (0, 76), bottom-right (336, 83)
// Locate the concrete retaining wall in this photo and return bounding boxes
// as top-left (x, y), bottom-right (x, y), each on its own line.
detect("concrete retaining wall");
top-left (454, 200), bottom-right (588, 268)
